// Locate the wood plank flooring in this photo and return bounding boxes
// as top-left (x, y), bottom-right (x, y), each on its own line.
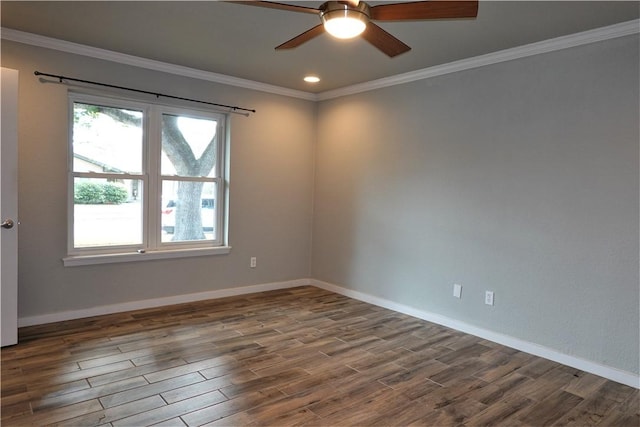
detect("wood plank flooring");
top-left (1, 286), bottom-right (638, 426)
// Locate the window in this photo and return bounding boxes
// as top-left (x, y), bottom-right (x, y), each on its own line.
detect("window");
top-left (66, 93), bottom-right (229, 265)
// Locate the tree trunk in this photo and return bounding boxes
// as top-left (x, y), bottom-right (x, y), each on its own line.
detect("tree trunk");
top-left (173, 181), bottom-right (205, 241)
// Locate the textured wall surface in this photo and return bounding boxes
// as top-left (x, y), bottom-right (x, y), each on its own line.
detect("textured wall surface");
top-left (312, 35), bottom-right (639, 374)
top-left (3, 41), bottom-right (316, 318)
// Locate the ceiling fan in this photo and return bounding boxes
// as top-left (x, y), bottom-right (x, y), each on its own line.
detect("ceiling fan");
top-left (230, 1), bottom-right (479, 57)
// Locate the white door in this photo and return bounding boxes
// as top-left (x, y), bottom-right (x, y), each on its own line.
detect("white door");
top-left (1, 67), bottom-right (19, 347)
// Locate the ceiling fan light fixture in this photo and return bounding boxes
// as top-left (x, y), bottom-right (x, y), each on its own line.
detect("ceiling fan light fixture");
top-left (323, 12), bottom-right (367, 39)
top-left (321, 1), bottom-right (370, 39)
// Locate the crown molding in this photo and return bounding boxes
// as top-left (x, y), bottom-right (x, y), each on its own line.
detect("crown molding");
top-left (317, 19), bottom-right (640, 101)
top-left (3, 19), bottom-right (638, 103)
top-left (0, 27), bottom-right (318, 101)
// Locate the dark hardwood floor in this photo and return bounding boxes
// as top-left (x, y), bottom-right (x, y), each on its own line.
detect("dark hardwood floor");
top-left (1, 286), bottom-right (638, 426)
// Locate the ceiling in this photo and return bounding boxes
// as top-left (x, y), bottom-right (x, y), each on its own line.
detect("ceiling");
top-left (1, 1), bottom-right (638, 93)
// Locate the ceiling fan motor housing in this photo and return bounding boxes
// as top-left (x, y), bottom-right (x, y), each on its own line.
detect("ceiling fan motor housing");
top-left (320, 1), bottom-right (371, 38)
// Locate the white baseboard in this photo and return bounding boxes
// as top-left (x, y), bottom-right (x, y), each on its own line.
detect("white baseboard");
top-left (18, 279), bottom-right (311, 328)
top-left (311, 279), bottom-right (640, 389)
top-left (17, 277), bottom-right (638, 389)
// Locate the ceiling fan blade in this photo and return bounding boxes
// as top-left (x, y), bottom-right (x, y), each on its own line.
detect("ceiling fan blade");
top-left (275, 24), bottom-right (326, 50)
top-left (371, 1), bottom-right (478, 21)
top-left (361, 22), bottom-right (411, 57)
top-left (228, 1), bottom-right (319, 15)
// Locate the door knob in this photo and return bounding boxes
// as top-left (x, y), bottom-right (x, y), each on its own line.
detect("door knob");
top-left (1, 219), bottom-right (14, 229)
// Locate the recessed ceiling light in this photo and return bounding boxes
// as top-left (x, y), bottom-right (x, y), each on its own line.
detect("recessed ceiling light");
top-left (304, 75), bottom-right (320, 83)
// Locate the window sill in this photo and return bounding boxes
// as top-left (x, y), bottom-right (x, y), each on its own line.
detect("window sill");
top-left (63, 246), bottom-right (232, 267)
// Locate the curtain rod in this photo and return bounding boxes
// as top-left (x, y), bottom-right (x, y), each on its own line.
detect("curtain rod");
top-left (34, 71), bottom-right (256, 115)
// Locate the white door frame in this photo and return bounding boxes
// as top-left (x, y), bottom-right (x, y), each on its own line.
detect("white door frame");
top-left (1, 67), bottom-right (19, 347)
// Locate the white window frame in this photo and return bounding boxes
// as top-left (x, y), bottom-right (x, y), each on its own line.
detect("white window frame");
top-left (64, 93), bottom-right (231, 267)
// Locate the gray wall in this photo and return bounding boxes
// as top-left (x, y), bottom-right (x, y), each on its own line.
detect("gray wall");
top-left (2, 41), bottom-right (316, 318)
top-left (312, 35), bottom-right (639, 374)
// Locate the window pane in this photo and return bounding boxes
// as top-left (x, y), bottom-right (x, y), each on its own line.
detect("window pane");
top-left (161, 114), bottom-right (217, 177)
top-left (74, 178), bottom-right (143, 248)
top-left (73, 103), bottom-right (143, 174)
top-left (161, 181), bottom-right (216, 243)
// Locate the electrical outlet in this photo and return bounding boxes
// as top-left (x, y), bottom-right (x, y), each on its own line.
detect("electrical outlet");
top-left (485, 291), bottom-right (494, 306)
top-left (250, 257), bottom-right (257, 268)
top-left (453, 284), bottom-right (462, 298)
